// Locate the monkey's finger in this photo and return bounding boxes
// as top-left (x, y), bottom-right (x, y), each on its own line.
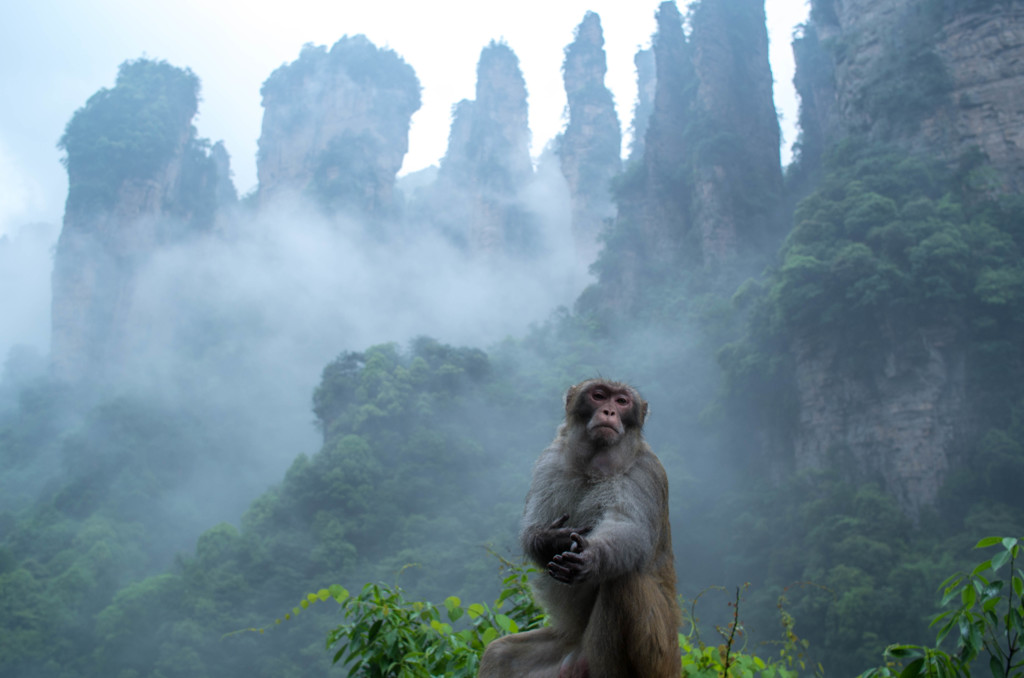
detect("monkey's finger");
top-left (547, 563), bottom-right (573, 582)
top-left (569, 532), bottom-right (589, 550)
top-left (555, 552), bottom-right (585, 565)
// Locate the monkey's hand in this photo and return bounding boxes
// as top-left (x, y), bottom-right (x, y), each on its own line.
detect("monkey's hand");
top-left (547, 532), bottom-right (593, 584)
top-left (527, 515), bottom-right (590, 564)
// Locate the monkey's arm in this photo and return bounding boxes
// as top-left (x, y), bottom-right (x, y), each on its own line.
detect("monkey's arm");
top-left (519, 452), bottom-right (591, 566)
top-left (548, 470), bottom-right (665, 584)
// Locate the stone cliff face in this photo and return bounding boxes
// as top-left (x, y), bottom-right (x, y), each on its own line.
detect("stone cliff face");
top-left (589, 0), bottom-right (781, 314)
top-left (428, 41), bottom-right (536, 255)
top-left (791, 325), bottom-right (967, 516)
top-left (645, 0), bottom-right (780, 269)
top-left (927, 5), bottom-right (1024, 188)
top-left (783, 0), bottom-right (1024, 513)
top-left (256, 35), bottom-right (421, 218)
top-left (627, 48), bottom-right (656, 163)
top-left (557, 12), bottom-right (622, 265)
top-left (688, 0), bottom-right (781, 264)
top-left (799, 0), bottom-right (1024, 189)
top-left (51, 60), bottom-right (232, 384)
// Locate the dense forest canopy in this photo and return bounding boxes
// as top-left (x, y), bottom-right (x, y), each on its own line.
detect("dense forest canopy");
top-left (2, 1), bottom-right (1024, 677)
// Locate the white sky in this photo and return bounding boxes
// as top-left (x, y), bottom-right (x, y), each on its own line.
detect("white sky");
top-left (0, 0), bottom-right (808, 238)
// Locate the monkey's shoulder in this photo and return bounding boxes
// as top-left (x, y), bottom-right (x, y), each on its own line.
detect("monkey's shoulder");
top-left (628, 444), bottom-right (668, 479)
top-left (618, 447), bottom-right (670, 504)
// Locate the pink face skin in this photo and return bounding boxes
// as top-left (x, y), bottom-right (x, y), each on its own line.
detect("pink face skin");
top-left (584, 384), bottom-right (632, 445)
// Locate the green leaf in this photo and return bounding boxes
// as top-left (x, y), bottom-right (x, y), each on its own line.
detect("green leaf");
top-left (495, 614), bottom-right (518, 634)
top-left (1002, 537), bottom-right (1019, 551)
top-left (983, 581), bottom-right (1004, 600)
top-left (976, 537), bottom-right (1004, 549)
top-left (317, 588), bottom-right (331, 601)
top-left (939, 573), bottom-right (964, 591)
top-left (481, 627), bottom-right (499, 645)
top-left (985, 610), bottom-right (999, 628)
top-left (366, 619), bottom-right (383, 643)
top-left (899, 657), bottom-right (925, 678)
top-left (935, 617), bottom-right (956, 645)
top-left (993, 549), bottom-right (1012, 571)
top-left (992, 656), bottom-right (1007, 678)
top-left (1011, 608), bottom-right (1024, 634)
top-left (888, 645), bottom-right (919, 658)
top-left (445, 596), bottom-right (461, 611)
top-left (962, 585), bottom-right (977, 608)
top-left (467, 603), bottom-right (486, 619)
top-left (300, 599), bottom-right (309, 610)
top-left (966, 621), bottom-right (983, 663)
top-left (1013, 575), bottom-right (1023, 598)
top-left (973, 560), bottom-right (993, 576)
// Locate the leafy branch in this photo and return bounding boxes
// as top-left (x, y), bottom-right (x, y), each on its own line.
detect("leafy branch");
top-left (858, 536), bottom-right (1024, 678)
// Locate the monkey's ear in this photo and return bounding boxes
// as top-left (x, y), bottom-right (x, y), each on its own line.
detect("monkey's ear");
top-left (564, 384), bottom-right (580, 416)
top-left (638, 400), bottom-right (649, 427)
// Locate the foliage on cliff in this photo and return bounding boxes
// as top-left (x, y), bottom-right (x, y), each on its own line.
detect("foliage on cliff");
top-left (260, 36), bottom-right (420, 114)
top-left (720, 143), bottom-right (1024, 435)
top-left (58, 59), bottom-right (208, 214)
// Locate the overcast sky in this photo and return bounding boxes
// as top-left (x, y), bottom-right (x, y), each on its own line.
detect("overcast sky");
top-left (0, 0), bottom-right (809, 238)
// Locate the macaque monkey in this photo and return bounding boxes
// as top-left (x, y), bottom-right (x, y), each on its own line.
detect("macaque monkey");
top-left (479, 379), bottom-right (679, 678)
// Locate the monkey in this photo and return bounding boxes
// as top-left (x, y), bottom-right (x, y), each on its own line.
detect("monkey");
top-left (478, 379), bottom-right (679, 678)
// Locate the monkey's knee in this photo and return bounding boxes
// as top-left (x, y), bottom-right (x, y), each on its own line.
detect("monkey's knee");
top-left (478, 636), bottom-right (515, 678)
top-left (478, 628), bottom-right (570, 678)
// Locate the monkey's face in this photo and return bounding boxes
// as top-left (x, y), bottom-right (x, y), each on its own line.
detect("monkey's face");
top-left (581, 383), bottom-right (635, 446)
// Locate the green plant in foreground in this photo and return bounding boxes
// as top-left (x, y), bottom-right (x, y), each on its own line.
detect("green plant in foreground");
top-left (253, 561), bottom-right (805, 677)
top-left (858, 536), bottom-right (1023, 678)
top-left (239, 557), bottom-right (545, 678)
top-left (678, 584), bottom-right (817, 678)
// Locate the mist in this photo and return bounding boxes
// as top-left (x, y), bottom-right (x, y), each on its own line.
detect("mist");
top-left (0, 221), bottom-right (56, 362)
top-left (50, 160), bottom-right (580, 519)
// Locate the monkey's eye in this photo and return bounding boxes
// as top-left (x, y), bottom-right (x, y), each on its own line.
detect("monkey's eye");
top-left (591, 390), bottom-right (607, 401)
top-left (615, 396), bottom-right (630, 406)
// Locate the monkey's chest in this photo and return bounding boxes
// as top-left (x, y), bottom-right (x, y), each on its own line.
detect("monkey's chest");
top-left (541, 477), bottom-right (618, 526)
